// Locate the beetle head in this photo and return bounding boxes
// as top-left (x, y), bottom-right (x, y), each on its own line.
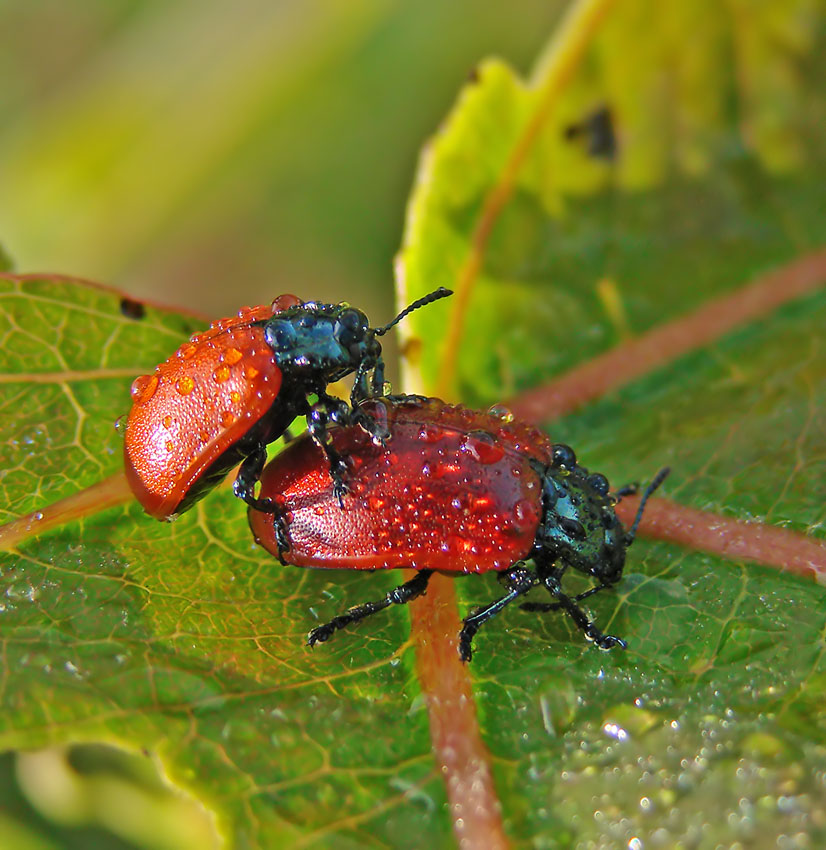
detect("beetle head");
top-left (264, 287), bottom-right (453, 383)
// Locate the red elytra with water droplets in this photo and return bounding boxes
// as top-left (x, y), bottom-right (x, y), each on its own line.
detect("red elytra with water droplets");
top-left (124, 295), bottom-right (302, 519)
top-left (249, 395), bottom-right (553, 573)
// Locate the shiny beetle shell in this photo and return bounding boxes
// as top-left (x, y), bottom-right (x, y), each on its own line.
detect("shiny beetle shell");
top-left (249, 396), bottom-right (552, 572)
top-left (124, 295), bottom-right (301, 519)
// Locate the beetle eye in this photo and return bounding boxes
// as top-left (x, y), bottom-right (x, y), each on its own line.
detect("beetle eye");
top-left (588, 473), bottom-right (610, 496)
top-left (337, 309), bottom-right (367, 345)
top-left (266, 320), bottom-right (297, 351)
top-left (552, 444), bottom-right (576, 468)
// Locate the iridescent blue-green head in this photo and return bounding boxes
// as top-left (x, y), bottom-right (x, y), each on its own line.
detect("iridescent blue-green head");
top-left (264, 288), bottom-right (452, 387)
top-left (537, 444), bottom-right (669, 585)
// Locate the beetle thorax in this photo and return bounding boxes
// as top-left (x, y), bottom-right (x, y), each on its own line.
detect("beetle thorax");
top-left (538, 465), bottom-right (627, 582)
top-left (264, 302), bottom-right (379, 380)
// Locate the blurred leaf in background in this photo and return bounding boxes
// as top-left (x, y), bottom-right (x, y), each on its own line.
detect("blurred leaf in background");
top-left (0, 0), bottom-right (559, 320)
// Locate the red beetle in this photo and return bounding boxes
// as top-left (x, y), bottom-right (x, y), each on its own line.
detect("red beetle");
top-left (248, 395), bottom-right (667, 660)
top-left (123, 290), bottom-right (451, 520)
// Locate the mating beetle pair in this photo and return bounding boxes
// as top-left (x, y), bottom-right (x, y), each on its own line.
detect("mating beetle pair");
top-left (124, 293), bottom-right (666, 660)
top-left (248, 395), bottom-right (668, 660)
top-left (123, 289), bottom-right (450, 519)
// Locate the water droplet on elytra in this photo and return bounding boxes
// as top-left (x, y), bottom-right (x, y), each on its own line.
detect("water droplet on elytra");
top-left (130, 374), bottom-right (158, 403)
top-left (176, 376), bottom-right (195, 395)
top-left (488, 403), bottom-right (513, 423)
top-left (222, 347), bottom-right (243, 365)
top-left (213, 365), bottom-right (231, 383)
top-left (221, 411), bottom-right (235, 427)
top-left (419, 423), bottom-right (444, 443)
top-left (512, 499), bottom-right (536, 531)
top-left (461, 432), bottom-right (505, 464)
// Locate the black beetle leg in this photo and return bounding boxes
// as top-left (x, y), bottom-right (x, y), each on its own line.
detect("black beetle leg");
top-left (348, 361), bottom-right (391, 448)
top-left (369, 356), bottom-right (386, 397)
top-left (308, 569), bottom-right (433, 647)
top-left (236, 446), bottom-right (289, 565)
top-left (520, 582), bottom-right (610, 612)
top-left (234, 445), bottom-right (277, 512)
top-left (307, 395), bottom-right (352, 506)
top-left (528, 568), bottom-right (626, 650)
top-left (613, 482), bottom-right (639, 501)
top-left (350, 356), bottom-right (375, 405)
top-left (458, 564), bottom-right (539, 662)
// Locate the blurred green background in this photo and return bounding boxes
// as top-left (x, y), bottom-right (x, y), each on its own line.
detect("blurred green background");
top-left (0, 0), bottom-right (560, 320)
top-left (0, 2), bottom-right (562, 847)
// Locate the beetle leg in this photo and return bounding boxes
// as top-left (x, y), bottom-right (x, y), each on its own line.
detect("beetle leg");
top-left (234, 445), bottom-right (274, 510)
top-left (369, 357), bottom-right (386, 397)
top-left (528, 569), bottom-right (626, 650)
top-left (520, 582), bottom-right (609, 612)
top-left (235, 447), bottom-right (290, 564)
top-left (458, 564), bottom-right (539, 662)
top-left (349, 371), bottom-right (391, 449)
top-left (307, 395), bottom-right (352, 506)
top-left (613, 482), bottom-right (639, 501)
top-left (308, 569), bottom-right (433, 647)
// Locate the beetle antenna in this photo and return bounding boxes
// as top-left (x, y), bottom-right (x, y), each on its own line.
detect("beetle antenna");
top-left (625, 467), bottom-right (670, 544)
top-left (373, 287), bottom-right (453, 336)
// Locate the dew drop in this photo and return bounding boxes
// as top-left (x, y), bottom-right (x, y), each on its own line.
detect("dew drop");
top-left (419, 423), bottom-right (444, 443)
top-left (222, 347), bottom-right (243, 366)
top-left (162, 415), bottom-right (172, 429)
top-left (130, 374), bottom-right (158, 403)
top-left (488, 403), bottom-right (513, 423)
top-left (165, 439), bottom-right (174, 452)
top-left (246, 365), bottom-right (260, 380)
top-left (368, 496), bottom-right (386, 511)
top-left (448, 534), bottom-right (474, 554)
top-left (113, 415), bottom-right (125, 434)
top-left (230, 391), bottom-right (241, 404)
top-left (461, 432), bottom-right (505, 464)
top-left (470, 495), bottom-right (493, 513)
top-left (512, 499), bottom-right (537, 531)
top-left (221, 411), bottom-right (235, 427)
top-left (176, 376), bottom-right (195, 395)
top-left (213, 364), bottom-right (231, 383)
top-left (178, 343), bottom-right (198, 360)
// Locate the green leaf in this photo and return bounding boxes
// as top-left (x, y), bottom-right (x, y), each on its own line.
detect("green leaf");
top-left (4, 2), bottom-right (826, 848)
top-left (0, 243), bottom-right (12, 272)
